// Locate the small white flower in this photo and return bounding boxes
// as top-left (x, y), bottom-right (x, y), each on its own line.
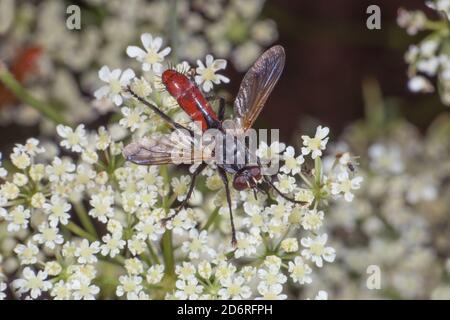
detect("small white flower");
top-left (30, 192), bottom-right (46, 209)
top-left (50, 280), bottom-right (72, 300)
top-left (0, 282), bottom-right (7, 300)
top-left (12, 173), bottom-right (28, 187)
top-left (1, 181), bottom-right (19, 200)
top-left (301, 233), bottom-right (336, 268)
top-left (124, 258), bottom-right (144, 275)
top-left (130, 77), bottom-right (152, 98)
top-left (14, 242), bottom-right (39, 265)
top-left (301, 209), bottom-right (324, 230)
top-left (280, 238), bottom-right (299, 253)
top-left (181, 229), bottom-right (216, 260)
top-left (175, 262), bottom-right (197, 281)
top-left (75, 239), bottom-right (101, 264)
top-left (46, 157), bottom-right (76, 183)
top-left (257, 266), bottom-right (287, 286)
top-left (280, 146), bottom-right (304, 175)
top-left (12, 267), bottom-right (52, 299)
top-left (33, 223), bottom-right (64, 250)
top-left (10, 150), bottom-right (31, 170)
top-left (89, 193), bottom-right (114, 223)
top-left (127, 236), bottom-right (146, 256)
top-left (171, 175), bottom-right (191, 202)
top-left (174, 278), bottom-right (203, 300)
top-left (218, 276), bottom-right (252, 300)
top-left (256, 141), bottom-right (286, 165)
top-left (256, 283), bottom-right (287, 300)
top-left (274, 174), bottom-right (296, 193)
top-left (119, 106), bottom-right (147, 132)
top-left (43, 195), bottom-right (71, 227)
top-left (408, 75), bottom-right (434, 93)
top-left (45, 261), bottom-right (62, 276)
top-left (301, 126), bottom-right (329, 159)
top-left (146, 265), bottom-right (164, 285)
top-left (198, 261), bottom-right (212, 280)
top-left (95, 126), bottom-right (112, 151)
top-left (135, 216), bottom-right (165, 242)
top-left (5, 205), bottom-right (30, 232)
top-left (288, 257), bottom-right (312, 284)
top-left (195, 54), bottom-right (230, 92)
top-left (101, 234), bottom-right (126, 258)
top-left (56, 124), bottom-right (87, 153)
top-left (234, 232), bottom-right (258, 258)
top-left (116, 275), bottom-right (143, 300)
top-left (126, 33), bottom-right (171, 74)
top-left (22, 138), bottom-right (45, 156)
top-left (0, 152), bottom-right (7, 178)
top-left (331, 170), bottom-right (363, 202)
top-left (71, 278), bottom-right (100, 300)
top-left (95, 66), bottom-right (135, 106)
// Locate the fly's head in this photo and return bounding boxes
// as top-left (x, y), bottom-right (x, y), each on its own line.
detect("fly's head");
top-left (232, 166), bottom-right (262, 191)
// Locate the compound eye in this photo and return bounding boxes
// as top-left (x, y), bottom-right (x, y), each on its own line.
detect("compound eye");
top-left (233, 174), bottom-right (249, 191)
top-left (249, 166), bottom-right (262, 181)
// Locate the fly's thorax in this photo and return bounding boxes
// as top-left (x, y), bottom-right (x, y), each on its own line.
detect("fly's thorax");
top-left (211, 131), bottom-right (258, 168)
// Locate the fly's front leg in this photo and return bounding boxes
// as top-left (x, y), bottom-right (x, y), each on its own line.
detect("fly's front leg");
top-left (127, 86), bottom-right (194, 135)
top-left (161, 163), bottom-right (207, 224)
top-left (217, 167), bottom-right (237, 247)
top-left (264, 175), bottom-right (308, 205)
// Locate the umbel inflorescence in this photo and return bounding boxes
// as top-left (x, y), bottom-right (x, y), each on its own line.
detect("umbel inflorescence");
top-left (0, 33), bottom-right (362, 300)
top-left (399, 0), bottom-right (450, 105)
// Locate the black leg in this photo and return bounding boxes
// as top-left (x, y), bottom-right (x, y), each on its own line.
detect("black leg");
top-left (127, 87), bottom-right (193, 135)
top-left (218, 97), bottom-right (226, 121)
top-left (162, 162), bottom-right (207, 223)
top-left (256, 185), bottom-right (272, 201)
top-left (264, 176), bottom-right (308, 205)
top-left (217, 167), bottom-right (237, 247)
top-left (206, 96), bottom-right (226, 121)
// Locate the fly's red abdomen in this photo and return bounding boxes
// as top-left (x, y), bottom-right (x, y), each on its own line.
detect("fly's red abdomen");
top-left (162, 70), bottom-right (218, 131)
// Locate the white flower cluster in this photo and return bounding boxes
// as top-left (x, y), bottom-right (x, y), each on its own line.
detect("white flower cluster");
top-left (311, 113), bottom-right (450, 299)
top-left (0, 0), bottom-right (277, 128)
top-left (399, 1), bottom-right (450, 105)
top-left (0, 31), bottom-right (363, 299)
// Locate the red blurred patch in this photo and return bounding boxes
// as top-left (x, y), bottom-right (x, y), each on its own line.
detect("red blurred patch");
top-left (0, 45), bottom-right (43, 108)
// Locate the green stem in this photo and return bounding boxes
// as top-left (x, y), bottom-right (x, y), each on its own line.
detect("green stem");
top-left (64, 222), bottom-right (96, 242)
top-left (0, 62), bottom-right (69, 125)
top-left (162, 230), bottom-right (175, 276)
top-left (202, 207), bottom-right (220, 231)
top-left (160, 165), bottom-right (175, 277)
top-left (74, 201), bottom-right (98, 239)
top-left (147, 241), bottom-right (161, 265)
top-left (299, 172), bottom-right (313, 188)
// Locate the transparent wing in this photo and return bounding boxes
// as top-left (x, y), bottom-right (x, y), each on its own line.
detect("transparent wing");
top-left (233, 45), bottom-right (285, 131)
top-left (123, 131), bottom-right (214, 165)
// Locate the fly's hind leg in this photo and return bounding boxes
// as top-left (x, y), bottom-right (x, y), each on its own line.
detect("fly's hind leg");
top-left (206, 96), bottom-right (226, 121)
top-left (217, 167), bottom-right (237, 247)
top-left (218, 97), bottom-right (226, 121)
top-left (161, 163), bottom-right (207, 224)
